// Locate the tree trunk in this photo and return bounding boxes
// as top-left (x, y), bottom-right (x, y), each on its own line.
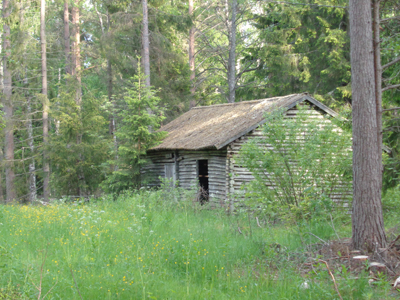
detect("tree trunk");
top-left (3, 0), bottom-right (16, 202)
top-left (227, 0), bottom-right (237, 103)
top-left (41, 0), bottom-right (49, 201)
top-left (72, 0), bottom-right (84, 196)
top-left (71, 0), bottom-right (81, 105)
top-left (349, 0), bottom-right (386, 250)
top-left (189, 0), bottom-right (196, 107)
top-left (105, 11), bottom-right (118, 170)
top-left (27, 97), bottom-right (37, 202)
top-left (373, 0), bottom-right (382, 182)
top-left (64, 0), bottom-right (71, 76)
top-left (0, 17), bottom-right (4, 203)
top-left (142, 0), bottom-right (150, 87)
top-left (0, 147), bottom-right (3, 203)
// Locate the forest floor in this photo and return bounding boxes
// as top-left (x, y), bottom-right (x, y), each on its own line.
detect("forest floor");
top-left (1, 189), bottom-right (399, 299)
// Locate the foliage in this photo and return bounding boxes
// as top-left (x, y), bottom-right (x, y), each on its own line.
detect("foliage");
top-left (49, 85), bottom-right (110, 197)
top-left (238, 105), bottom-right (352, 221)
top-left (102, 62), bottom-right (166, 194)
top-left (245, 1), bottom-right (350, 107)
top-left (0, 190), bottom-right (394, 299)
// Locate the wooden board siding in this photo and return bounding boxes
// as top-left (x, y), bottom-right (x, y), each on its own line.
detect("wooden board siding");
top-left (227, 104), bottom-right (352, 207)
top-left (143, 149), bottom-right (227, 206)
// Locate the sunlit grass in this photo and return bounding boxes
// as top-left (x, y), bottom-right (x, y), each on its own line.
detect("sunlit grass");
top-left (0, 189), bottom-right (394, 299)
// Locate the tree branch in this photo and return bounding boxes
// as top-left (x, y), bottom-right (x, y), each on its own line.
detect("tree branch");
top-left (262, 0), bottom-right (347, 9)
top-left (382, 56), bottom-right (400, 70)
top-left (382, 84), bottom-right (400, 92)
top-left (382, 107), bottom-right (400, 112)
top-left (380, 15), bottom-right (400, 23)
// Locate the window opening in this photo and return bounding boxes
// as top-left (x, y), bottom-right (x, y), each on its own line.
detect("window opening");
top-left (197, 160), bottom-right (209, 203)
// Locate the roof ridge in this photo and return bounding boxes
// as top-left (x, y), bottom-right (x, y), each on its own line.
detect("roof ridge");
top-left (191, 94), bottom-right (303, 110)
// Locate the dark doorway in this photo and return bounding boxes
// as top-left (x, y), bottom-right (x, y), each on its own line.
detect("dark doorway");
top-left (197, 160), bottom-right (209, 203)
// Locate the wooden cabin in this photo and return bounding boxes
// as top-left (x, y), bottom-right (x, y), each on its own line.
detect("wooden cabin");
top-left (143, 93), bottom-right (344, 207)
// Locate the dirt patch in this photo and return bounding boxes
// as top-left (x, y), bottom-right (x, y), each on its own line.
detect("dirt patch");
top-left (299, 235), bottom-right (400, 289)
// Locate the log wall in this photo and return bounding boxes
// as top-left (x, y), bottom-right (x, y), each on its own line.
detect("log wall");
top-left (143, 149), bottom-right (227, 206)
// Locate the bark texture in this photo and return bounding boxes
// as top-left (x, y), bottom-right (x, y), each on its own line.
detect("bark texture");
top-left (373, 0), bottom-right (383, 180)
top-left (142, 0), bottom-right (151, 87)
top-left (3, 0), bottom-right (16, 202)
top-left (41, 0), bottom-right (49, 201)
top-left (72, 0), bottom-right (84, 196)
top-left (27, 98), bottom-right (37, 201)
top-left (189, 0), bottom-right (196, 99)
top-left (71, 0), bottom-right (82, 105)
top-left (64, 0), bottom-right (71, 75)
top-left (350, 0), bottom-right (386, 250)
top-left (227, 0), bottom-right (237, 103)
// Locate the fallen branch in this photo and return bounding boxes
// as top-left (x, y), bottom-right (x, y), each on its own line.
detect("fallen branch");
top-left (318, 259), bottom-right (343, 300)
top-left (388, 234), bottom-right (400, 249)
top-left (41, 278), bottom-right (58, 300)
top-left (37, 244), bottom-right (50, 300)
top-left (256, 217), bottom-right (262, 228)
top-left (70, 269), bottom-right (83, 300)
top-left (306, 232), bottom-right (328, 245)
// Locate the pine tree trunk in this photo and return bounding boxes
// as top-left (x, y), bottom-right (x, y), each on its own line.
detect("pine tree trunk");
top-left (350, 0), bottom-right (386, 250)
top-left (142, 0), bottom-right (150, 87)
top-left (95, 6), bottom-right (118, 170)
top-left (189, 0), bottom-right (196, 107)
top-left (27, 97), bottom-right (37, 202)
top-left (72, 0), bottom-right (81, 105)
top-left (64, 0), bottom-right (71, 76)
top-left (72, 0), bottom-right (84, 197)
top-left (0, 147), bottom-right (3, 203)
top-left (227, 0), bottom-right (237, 103)
top-left (373, 0), bottom-right (382, 182)
top-left (41, 0), bottom-right (49, 201)
top-left (3, 0), bottom-right (16, 202)
top-left (0, 20), bottom-right (4, 203)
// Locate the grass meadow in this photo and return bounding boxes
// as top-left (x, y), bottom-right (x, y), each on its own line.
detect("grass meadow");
top-left (0, 188), bottom-right (396, 299)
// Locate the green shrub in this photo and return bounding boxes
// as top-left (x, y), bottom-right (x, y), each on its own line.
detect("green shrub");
top-left (238, 106), bottom-right (352, 221)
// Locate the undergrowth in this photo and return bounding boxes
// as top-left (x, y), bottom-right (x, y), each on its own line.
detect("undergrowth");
top-left (0, 188), bottom-right (396, 299)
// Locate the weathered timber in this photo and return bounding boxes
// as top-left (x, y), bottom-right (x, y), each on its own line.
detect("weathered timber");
top-left (143, 95), bottom-right (351, 209)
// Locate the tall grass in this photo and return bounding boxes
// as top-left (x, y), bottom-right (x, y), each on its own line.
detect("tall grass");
top-left (0, 188), bottom-right (394, 299)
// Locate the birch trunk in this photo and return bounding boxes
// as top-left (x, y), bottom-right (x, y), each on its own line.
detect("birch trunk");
top-left (227, 0), bottom-right (237, 103)
top-left (3, 0), bottom-right (16, 202)
top-left (41, 0), bottom-right (49, 201)
top-left (349, 0), bottom-right (386, 250)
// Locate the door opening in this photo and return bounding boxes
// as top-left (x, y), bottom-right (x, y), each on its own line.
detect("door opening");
top-left (197, 160), bottom-right (209, 203)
